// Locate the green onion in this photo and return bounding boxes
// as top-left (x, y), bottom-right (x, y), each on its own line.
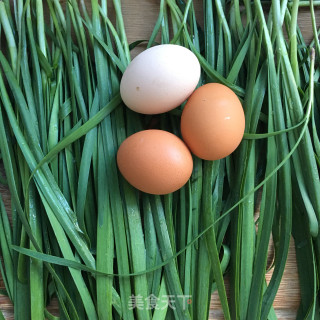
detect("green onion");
top-left (0, 1), bottom-right (319, 320)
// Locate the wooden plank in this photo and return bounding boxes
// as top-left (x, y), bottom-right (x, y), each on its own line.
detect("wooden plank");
top-left (209, 238), bottom-right (300, 319)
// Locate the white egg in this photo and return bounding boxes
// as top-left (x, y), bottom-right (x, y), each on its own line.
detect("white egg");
top-left (120, 44), bottom-right (201, 114)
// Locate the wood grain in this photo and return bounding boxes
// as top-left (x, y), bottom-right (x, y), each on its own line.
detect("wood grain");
top-left (0, 0), bottom-right (318, 319)
top-left (209, 238), bottom-right (300, 319)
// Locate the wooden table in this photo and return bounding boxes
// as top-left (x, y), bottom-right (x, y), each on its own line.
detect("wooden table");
top-left (0, 0), bottom-right (318, 319)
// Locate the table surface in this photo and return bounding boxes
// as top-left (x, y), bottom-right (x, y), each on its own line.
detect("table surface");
top-left (0, 0), bottom-right (317, 319)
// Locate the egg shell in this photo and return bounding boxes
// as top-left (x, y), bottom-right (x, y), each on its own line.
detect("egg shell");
top-left (117, 130), bottom-right (193, 195)
top-left (120, 44), bottom-right (201, 114)
top-left (181, 83), bottom-right (245, 160)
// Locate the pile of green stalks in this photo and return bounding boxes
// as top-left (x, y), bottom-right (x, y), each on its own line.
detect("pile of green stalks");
top-left (0, 0), bottom-right (320, 319)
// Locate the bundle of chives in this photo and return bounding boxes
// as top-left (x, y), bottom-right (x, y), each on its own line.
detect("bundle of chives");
top-left (0, 0), bottom-right (319, 320)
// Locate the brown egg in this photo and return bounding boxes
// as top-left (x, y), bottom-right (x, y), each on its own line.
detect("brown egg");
top-left (117, 130), bottom-right (193, 195)
top-left (181, 83), bottom-right (245, 160)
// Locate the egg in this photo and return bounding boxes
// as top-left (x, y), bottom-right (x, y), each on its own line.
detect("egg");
top-left (120, 44), bottom-right (201, 114)
top-left (117, 130), bottom-right (193, 194)
top-left (180, 83), bottom-right (245, 160)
